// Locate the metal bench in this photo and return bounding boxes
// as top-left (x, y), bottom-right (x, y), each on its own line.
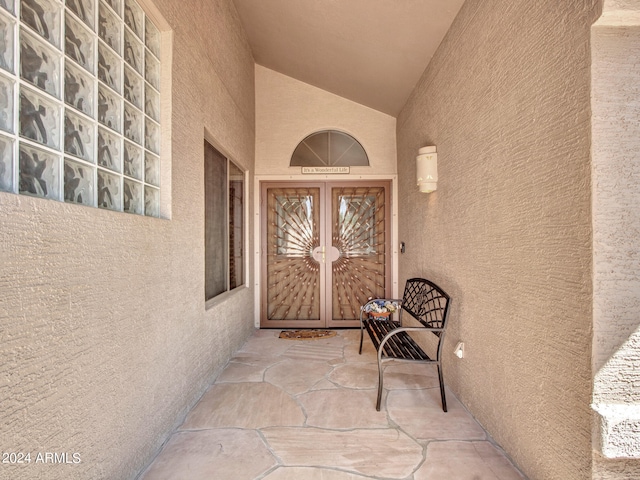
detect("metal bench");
top-left (359, 278), bottom-right (451, 411)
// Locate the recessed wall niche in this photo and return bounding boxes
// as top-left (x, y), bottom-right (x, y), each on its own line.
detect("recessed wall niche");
top-left (0, 0), bottom-right (162, 217)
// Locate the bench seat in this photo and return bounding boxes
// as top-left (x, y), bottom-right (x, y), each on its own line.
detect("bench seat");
top-left (363, 319), bottom-right (431, 361)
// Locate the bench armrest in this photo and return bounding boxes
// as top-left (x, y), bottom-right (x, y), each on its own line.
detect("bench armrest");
top-left (379, 326), bottom-right (444, 353)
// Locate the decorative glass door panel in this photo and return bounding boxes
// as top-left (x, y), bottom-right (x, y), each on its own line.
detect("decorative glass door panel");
top-left (263, 185), bottom-right (323, 327)
top-left (329, 185), bottom-right (387, 326)
top-left (261, 181), bottom-right (390, 328)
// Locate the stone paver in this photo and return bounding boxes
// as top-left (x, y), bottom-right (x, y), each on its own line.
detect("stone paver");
top-left (299, 388), bottom-right (388, 428)
top-left (383, 362), bottom-right (441, 390)
top-left (140, 429), bottom-right (276, 480)
top-left (265, 358), bottom-right (334, 395)
top-left (328, 362), bottom-right (380, 389)
top-left (229, 352), bottom-right (284, 369)
top-left (283, 342), bottom-right (344, 363)
top-left (309, 378), bottom-right (340, 391)
top-left (238, 334), bottom-right (292, 357)
top-left (415, 441), bottom-right (526, 479)
top-left (216, 362), bottom-right (266, 383)
top-left (263, 467), bottom-right (370, 479)
top-left (387, 387), bottom-right (487, 441)
top-left (262, 427), bottom-right (423, 479)
top-left (140, 330), bottom-right (525, 480)
top-left (180, 383), bottom-right (305, 430)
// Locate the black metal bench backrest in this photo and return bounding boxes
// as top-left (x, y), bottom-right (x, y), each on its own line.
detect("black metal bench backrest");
top-left (401, 278), bottom-right (451, 333)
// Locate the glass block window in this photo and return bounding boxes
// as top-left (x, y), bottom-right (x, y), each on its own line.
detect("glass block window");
top-left (0, 0), bottom-right (162, 217)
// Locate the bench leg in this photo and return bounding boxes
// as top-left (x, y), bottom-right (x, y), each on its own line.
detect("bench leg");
top-left (376, 354), bottom-right (384, 411)
top-left (437, 364), bottom-right (447, 412)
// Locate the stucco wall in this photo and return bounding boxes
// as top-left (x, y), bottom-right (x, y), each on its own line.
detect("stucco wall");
top-left (396, 1), bottom-right (599, 479)
top-left (592, 0), bottom-right (640, 406)
top-left (0, 1), bottom-right (256, 479)
top-left (255, 65), bottom-right (397, 176)
top-left (591, 0), bottom-right (640, 476)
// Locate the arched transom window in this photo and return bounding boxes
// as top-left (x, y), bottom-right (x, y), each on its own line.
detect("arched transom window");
top-left (290, 130), bottom-right (369, 167)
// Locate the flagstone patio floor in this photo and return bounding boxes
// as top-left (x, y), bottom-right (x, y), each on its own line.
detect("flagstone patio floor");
top-left (138, 329), bottom-right (526, 480)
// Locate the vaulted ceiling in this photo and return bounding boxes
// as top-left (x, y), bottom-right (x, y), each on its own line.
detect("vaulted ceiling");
top-left (232, 0), bottom-right (466, 117)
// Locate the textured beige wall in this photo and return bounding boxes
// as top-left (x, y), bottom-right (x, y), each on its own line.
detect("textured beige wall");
top-left (396, 1), bottom-right (599, 479)
top-left (592, 0), bottom-right (640, 476)
top-left (592, 1), bottom-right (640, 405)
top-left (0, 1), bottom-right (256, 479)
top-left (255, 66), bottom-right (397, 176)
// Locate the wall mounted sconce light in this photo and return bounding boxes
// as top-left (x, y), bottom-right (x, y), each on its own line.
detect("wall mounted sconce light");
top-left (417, 146), bottom-right (438, 193)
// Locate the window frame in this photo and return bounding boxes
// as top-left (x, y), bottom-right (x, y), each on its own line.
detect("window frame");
top-left (204, 139), bottom-right (246, 307)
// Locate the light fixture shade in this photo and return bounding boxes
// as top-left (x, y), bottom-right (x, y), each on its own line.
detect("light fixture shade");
top-left (417, 146), bottom-right (437, 193)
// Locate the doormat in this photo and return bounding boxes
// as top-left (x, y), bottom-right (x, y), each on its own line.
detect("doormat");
top-left (279, 330), bottom-right (337, 340)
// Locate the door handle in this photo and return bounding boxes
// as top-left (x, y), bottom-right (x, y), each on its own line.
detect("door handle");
top-left (311, 246), bottom-right (325, 263)
top-left (312, 245), bottom-right (339, 263)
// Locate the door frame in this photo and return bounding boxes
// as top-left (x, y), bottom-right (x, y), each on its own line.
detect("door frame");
top-left (254, 175), bottom-right (399, 328)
